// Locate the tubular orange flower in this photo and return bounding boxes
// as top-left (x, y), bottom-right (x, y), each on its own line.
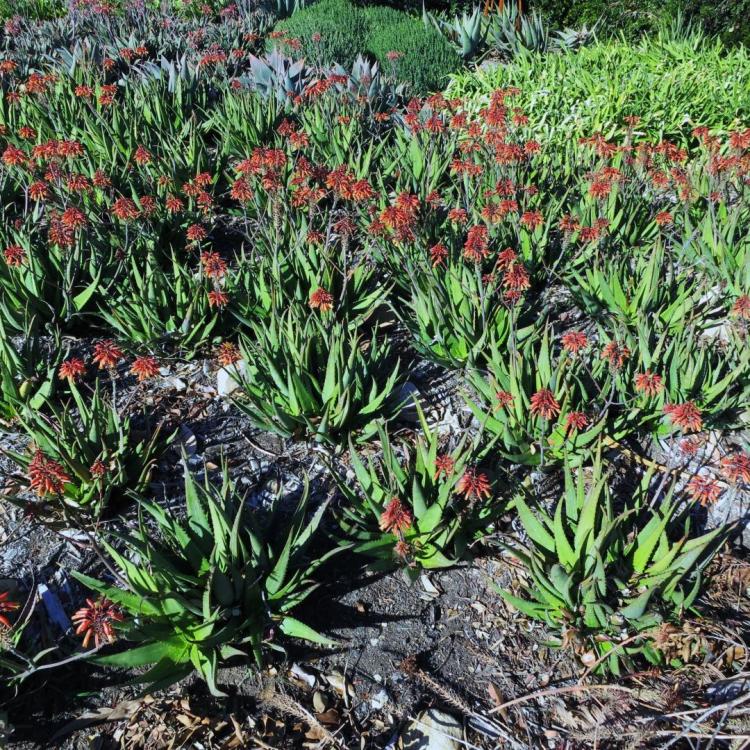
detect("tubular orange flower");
top-left (496, 247), bottom-right (517, 269)
top-left (731, 295), bottom-right (750, 320)
top-left (634, 370), bottom-right (664, 397)
top-left (433, 454), bottom-right (455, 480)
top-left (2, 145), bottom-right (26, 167)
top-left (93, 340), bottom-right (123, 369)
top-left (60, 206), bottom-right (87, 230)
top-left (89, 459), bottom-right (107, 478)
top-left (679, 438), bottom-right (700, 456)
top-left (428, 242), bottom-right (448, 267)
top-left (530, 388), bottom-right (560, 420)
top-left (112, 197), bottom-right (140, 222)
top-left (72, 598), bottom-right (123, 649)
top-left (379, 498), bottom-right (412, 534)
top-left (133, 145), bottom-right (152, 165)
top-left (720, 452), bottom-right (750, 485)
top-left (456, 468), bottom-right (491, 502)
top-left (685, 476), bottom-right (721, 507)
top-left (565, 411), bottom-right (589, 431)
top-left (29, 181), bottom-right (48, 201)
top-left (494, 390), bottom-right (514, 411)
top-left (186, 224), bottom-right (207, 242)
top-left (28, 450), bottom-right (70, 496)
top-left (447, 208), bottom-right (468, 224)
top-left (561, 330), bottom-right (588, 355)
top-left (215, 341), bottom-right (241, 366)
top-left (208, 290), bottom-right (229, 308)
top-left (3, 245), bottom-right (25, 267)
top-left (130, 356), bottom-right (159, 382)
top-left (393, 540), bottom-right (412, 559)
top-left (0, 591), bottom-right (19, 629)
top-left (165, 194), bottom-right (184, 213)
top-left (520, 210), bottom-right (543, 230)
top-left (200, 251), bottom-right (227, 279)
top-left (309, 287), bottom-right (334, 312)
top-left (230, 178), bottom-right (253, 202)
top-left (664, 401), bottom-right (703, 433)
top-left (463, 225), bottom-right (489, 263)
top-left (59, 357), bottom-right (86, 381)
top-left (601, 341), bottom-right (630, 370)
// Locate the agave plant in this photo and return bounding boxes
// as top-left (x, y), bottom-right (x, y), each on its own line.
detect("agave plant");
top-left (487, 5), bottom-right (550, 57)
top-left (73, 467), bottom-right (337, 695)
top-left (497, 451), bottom-right (728, 674)
top-left (423, 5), bottom-right (487, 61)
top-left (553, 24), bottom-right (597, 52)
top-left (241, 52), bottom-right (312, 105)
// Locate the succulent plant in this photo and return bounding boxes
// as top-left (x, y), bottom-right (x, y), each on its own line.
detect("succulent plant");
top-left (423, 5), bottom-right (487, 61)
top-left (241, 51), bottom-right (312, 104)
top-left (487, 5), bottom-right (551, 57)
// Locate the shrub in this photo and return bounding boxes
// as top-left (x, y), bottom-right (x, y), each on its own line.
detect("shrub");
top-left (0, 0), bottom-right (66, 20)
top-left (270, 0), bottom-right (370, 67)
top-left (529, 0), bottom-right (670, 38)
top-left (359, 4), bottom-right (406, 27)
top-left (529, 0), bottom-right (750, 45)
top-left (368, 17), bottom-right (462, 93)
top-left (447, 38), bottom-right (750, 145)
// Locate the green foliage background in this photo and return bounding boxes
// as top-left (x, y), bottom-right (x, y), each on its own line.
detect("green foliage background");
top-left (272, 0), bottom-right (461, 92)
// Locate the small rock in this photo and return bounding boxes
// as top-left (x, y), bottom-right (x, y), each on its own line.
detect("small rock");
top-left (370, 688), bottom-right (389, 710)
top-left (289, 663), bottom-right (316, 689)
top-left (216, 360), bottom-right (247, 396)
top-left (395, 382), bottom-right (420, 421)
top-left (163, 376), bottom-right (187, 392)
top-left (325, 671), bottom-right (354, 698)
top-left (401, 709), bottom-right (462, 750)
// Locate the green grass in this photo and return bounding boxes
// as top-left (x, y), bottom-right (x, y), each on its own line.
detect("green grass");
top-left (448, 37), bottom-right (750, 144)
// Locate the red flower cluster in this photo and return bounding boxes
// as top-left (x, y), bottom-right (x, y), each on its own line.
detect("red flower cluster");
top-left (72, 598), bottom-right (123, 648)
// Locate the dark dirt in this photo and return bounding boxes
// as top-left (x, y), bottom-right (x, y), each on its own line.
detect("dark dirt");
top-left (2, 344), bottom-right (750, 749)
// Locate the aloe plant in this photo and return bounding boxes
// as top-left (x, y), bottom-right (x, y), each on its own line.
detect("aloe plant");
top-left (4, 379), bottom-right (172, 522)
top-left (73, 467), bottom-right (337, 695)
top-left (232, 308), bottom-right (406, 446)
top-left (497, 451), bottom-right (728, 674)
top-left (328, 408), bottom-right (484, 578)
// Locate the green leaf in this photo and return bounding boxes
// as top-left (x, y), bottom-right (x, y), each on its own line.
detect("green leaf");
top-left (279, 616), bottom-right (338, 646)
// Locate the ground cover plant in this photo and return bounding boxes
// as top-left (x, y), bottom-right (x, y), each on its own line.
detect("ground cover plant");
top-left (1, 0), bottom-right (750, 747)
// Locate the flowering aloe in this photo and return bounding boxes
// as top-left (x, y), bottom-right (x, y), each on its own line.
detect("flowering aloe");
top-left (100, 251), bottom-right (222, 356)
top-left (327, 409), bottom-right (485, 577)
top-left (73, 466), bottom-right (337, 695)
top-left (466, 331), bottom-right (606, 466)
top-left (4, 380), bottom-right (172, 522)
